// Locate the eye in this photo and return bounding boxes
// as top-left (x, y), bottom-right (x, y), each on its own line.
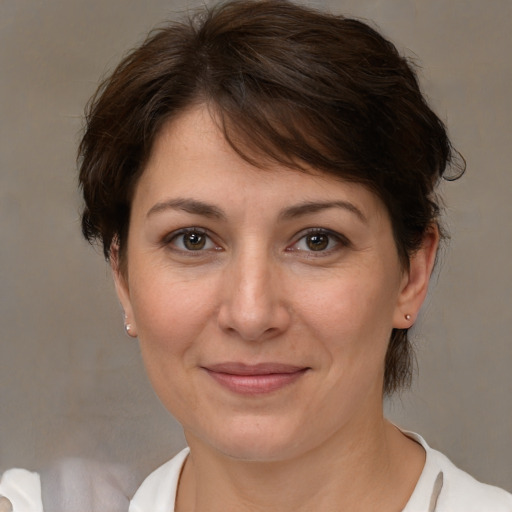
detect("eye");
top-left (289, 229), bottom-right (347, 253)
top-left (166, 228), bottom-right (219, 252)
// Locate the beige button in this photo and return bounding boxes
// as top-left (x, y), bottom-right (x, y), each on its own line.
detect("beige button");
top-left (0, 496), bottom-right (13, 512)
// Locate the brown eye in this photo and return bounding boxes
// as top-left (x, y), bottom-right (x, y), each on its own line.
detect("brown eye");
top-left (288, 229), bottom-right (347, 255)
top-left (183, 232), bottom-right (206, 250)
top-left (305, 233), bottom-right (329, 251)
top-left (168, 229), bottom-right (217, 252)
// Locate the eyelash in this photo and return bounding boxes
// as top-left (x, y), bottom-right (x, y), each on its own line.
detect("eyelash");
top-left (163, 228), bottom-right (221, 253)
top-left (287, 228), bottom-right (349, 255)
top-left (162, 227), bottom-right (349, 256)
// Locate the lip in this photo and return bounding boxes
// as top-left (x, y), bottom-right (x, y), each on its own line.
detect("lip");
top-left (202, 363), bottom-right (309, 395)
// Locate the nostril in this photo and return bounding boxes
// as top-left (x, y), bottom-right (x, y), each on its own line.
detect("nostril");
top-left (220, 316), bottom-right (285, 342)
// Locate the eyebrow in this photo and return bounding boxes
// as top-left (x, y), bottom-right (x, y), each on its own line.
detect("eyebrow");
top-left (146, 198), bottom-right (226, 219)
top-left (279, 200), bottom-right (367, 223)
top-left (146, 198), bottom-right (366, 223)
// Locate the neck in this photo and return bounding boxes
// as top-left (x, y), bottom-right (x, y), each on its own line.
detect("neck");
top-left (176, 418), bottom-right (425, 512)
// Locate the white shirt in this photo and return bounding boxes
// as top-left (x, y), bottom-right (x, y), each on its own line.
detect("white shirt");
top-left (2, 433), bottom-right (511, 511)
top-left (0, 469), bottom-right (42, 512)
top-left (129, 433), bottom-right (512, 512)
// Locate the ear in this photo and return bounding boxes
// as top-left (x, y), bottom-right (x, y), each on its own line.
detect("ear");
top-left (393, 225), bottom-right (440, 328)
top-left (111, 243), bottom-right (138, 337)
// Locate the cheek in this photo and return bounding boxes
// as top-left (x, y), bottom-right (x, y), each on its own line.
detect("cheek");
top-left (129, 270), bottom-right (218, 370)
top-left (303, 271), bottom-right (398, 337)
top-left (298, 270), bottom-right (399, 377)
top-left (129, 275), bottom-right (219, 418)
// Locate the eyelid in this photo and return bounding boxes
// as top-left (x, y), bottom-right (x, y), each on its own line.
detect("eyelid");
top-left (286, 227), bottom-right (350, 254)
top-left (162, 227), bottom-right (222, 252)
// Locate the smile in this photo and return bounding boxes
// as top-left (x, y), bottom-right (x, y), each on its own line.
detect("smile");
top-left (202, 363), bottom-right (309, 395)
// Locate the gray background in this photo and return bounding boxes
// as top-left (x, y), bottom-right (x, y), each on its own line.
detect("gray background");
top-left (1, 0), bottom-right (511, 494)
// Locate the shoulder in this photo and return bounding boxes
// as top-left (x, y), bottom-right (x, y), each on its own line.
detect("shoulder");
top-left (432, 448), bottom-right (512, 512)
top-left (0, 468), bottom-right (42, 512)
top-left (129, 447), bottom-right (189, 512)
top-left (404, 431), bottom-right (512, 512)
top-left (1, 458), bottom-right (137, 512)
top-left (40, 457), bottom-right (137, 512)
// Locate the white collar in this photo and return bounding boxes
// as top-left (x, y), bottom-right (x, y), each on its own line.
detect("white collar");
top-left (129, 432), bottom-right (443, 512)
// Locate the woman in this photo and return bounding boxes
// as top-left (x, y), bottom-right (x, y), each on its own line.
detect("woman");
top-left (1, 1), bottom-right (511, 510)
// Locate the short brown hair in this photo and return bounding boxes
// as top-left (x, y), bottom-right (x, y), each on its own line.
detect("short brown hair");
top-left (78, 0), bottom-right (462, 394)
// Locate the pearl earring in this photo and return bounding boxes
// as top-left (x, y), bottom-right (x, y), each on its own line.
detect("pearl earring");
top-left (124, 321), bottom-right (136, 338)
top-left (405, 314), bottom-right (411, 321)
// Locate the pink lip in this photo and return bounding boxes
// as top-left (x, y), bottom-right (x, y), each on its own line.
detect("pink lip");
top-left (203, 363), bottom-right (309, 395)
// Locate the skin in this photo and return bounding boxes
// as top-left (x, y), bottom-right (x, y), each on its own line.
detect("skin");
top-left (114, 106), bottom-right (438, 511)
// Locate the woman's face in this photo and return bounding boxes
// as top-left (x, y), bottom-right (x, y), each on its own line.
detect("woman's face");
top-left (115, 106), bottom-right (433, 462)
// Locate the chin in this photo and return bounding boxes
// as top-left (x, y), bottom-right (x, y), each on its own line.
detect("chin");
top-left (215, 438), bottom-right (300, 463)
top-left (190, 415), bottom-right (310, 463)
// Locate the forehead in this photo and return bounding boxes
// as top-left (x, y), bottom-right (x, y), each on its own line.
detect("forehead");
top-left (134, 106), bottom-right (388, 223)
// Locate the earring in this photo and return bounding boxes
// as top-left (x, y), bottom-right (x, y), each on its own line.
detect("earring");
top-left (124, 322), bottom-right (136, 337)
top-left (405, 314), bottom-right (412, 321)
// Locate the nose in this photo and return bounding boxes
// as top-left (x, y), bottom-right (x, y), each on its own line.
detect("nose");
top-left (217, 248), bottom-right (291, 342)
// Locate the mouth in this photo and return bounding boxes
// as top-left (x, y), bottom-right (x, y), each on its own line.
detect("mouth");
top-left (202, 362), bottom-right (310, 395)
